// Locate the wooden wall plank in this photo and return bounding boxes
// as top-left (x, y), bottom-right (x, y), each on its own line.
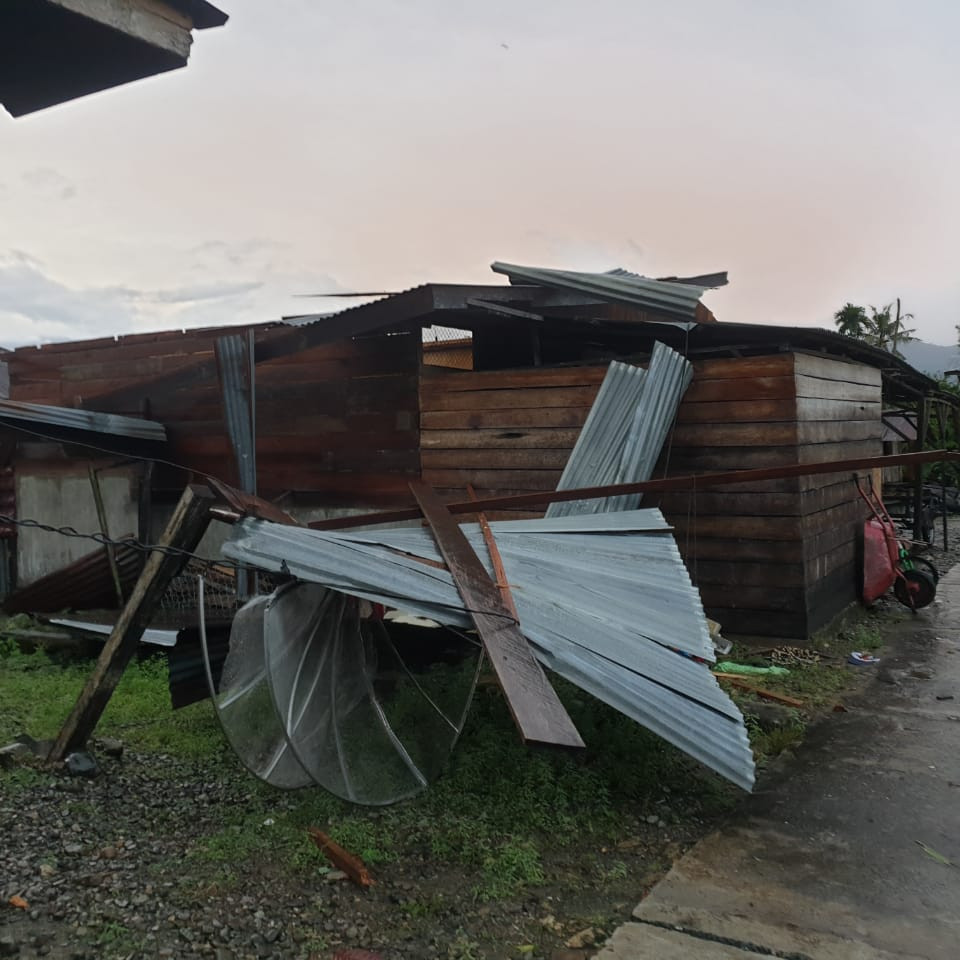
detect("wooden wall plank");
top-left (793, 354), bottom-right (882, 386)
top-left (422, 408), bottom-right (590, 430)
top-left (692, 355), bottom-right (794, 380)
top-left (422, 449), bottom-right (572, 470)
top-left (420, 385), bottom-right (600, 412)
top-left (421, 468), bottom-right (564, 491)
top-left (422, 428), bottom-right (582, 450)
top-left (421, 365), bottom-right (608, 392)
top-left (683, 375), bottom-right (797, 404)
top-left (676, 398), bottom-right (796, 424)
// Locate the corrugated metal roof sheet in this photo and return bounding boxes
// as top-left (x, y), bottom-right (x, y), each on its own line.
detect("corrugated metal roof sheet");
top-left (222, 510), bottom-right (755, 791)
top-left (491, 262), bottom-right (710, 320)
top-left (547, 343), bottom-right (692, 517)
top-left (3, 542), bottom-right (143, 615)
top-left (214, 334), bottom-right (256, 493)
top-left (0, 399), bottom-right (167, 442)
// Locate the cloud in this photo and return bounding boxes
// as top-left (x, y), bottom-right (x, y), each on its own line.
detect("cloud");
top-left (0, 250), bottom-right (347, 348)
top-left (21, 167), bottom-right (76, 200)
top-left (138, 281), bottom-right (263, 305)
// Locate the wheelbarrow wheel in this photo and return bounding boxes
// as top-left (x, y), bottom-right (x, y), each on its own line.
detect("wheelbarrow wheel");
top-left (894, 568), bottom-right (937, 610)
top-left (909, 557), bottom-right (940, 585)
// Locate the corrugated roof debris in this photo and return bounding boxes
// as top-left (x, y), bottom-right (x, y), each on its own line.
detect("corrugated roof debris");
top-left (2, 542), bottom-right (144, 615)
top-left (547, 343), bottom-right (692, 517)
top-left (0, 399), bottom-right (167, 442)
top-left (491, 261), bottom-right (712, 320)
top-left (221, 510), bottom-right (756, 793)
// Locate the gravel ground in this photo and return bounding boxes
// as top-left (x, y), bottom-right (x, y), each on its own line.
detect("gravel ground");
top-left (6, 516), bottom-right (955, 960)
top-left (0, 740), bottom-right (711, 960)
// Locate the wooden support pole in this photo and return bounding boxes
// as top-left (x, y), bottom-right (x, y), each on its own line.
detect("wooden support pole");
top-left (49, 484), bottom-right (215, 761)
top-left (409, 481), bottom-right (584, 750)
top-left (913, 397), bottom-right (929, 542)
top-left (88, 464), bottom-right (124, 608)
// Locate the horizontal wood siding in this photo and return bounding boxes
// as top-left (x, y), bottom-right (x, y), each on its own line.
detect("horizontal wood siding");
top-left (420, 364), bottom-right (606, 508)
top-left (9, 328), bottom-right (421, 506)
top-left (793, 354), bottom-right (881, 631)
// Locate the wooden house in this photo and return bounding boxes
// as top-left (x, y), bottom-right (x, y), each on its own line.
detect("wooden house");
top-left (1, 266), bottom-right (946, 638)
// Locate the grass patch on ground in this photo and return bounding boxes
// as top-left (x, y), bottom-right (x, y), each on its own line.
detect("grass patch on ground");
top-left (1, 632), bottom-right (737, 902)
top-left (189, 680), bottom-right (737, 899)
top-left (0, 632), bottom-right (225, 760)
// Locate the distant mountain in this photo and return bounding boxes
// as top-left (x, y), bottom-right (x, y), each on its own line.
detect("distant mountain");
top-left (898, 341), bottom-right (960, 378)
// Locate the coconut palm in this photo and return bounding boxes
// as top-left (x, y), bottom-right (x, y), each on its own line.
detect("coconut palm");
top-left (833, 302), bottom-right (869, 339)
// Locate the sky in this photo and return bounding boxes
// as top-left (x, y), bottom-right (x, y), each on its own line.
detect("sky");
top-left (2, 0), bottom-right (959, 348)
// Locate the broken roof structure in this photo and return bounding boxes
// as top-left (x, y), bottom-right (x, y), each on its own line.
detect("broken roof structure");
top-left (1, 0), bottom-right (228, 117)
top-left (3, 259), bottom-right (957, 642)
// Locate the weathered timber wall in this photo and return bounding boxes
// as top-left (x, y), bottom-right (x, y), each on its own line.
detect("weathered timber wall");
top-left (9, 327), bottom-right (421, 506)
top-left (421, 352), bottom-right (882, 638)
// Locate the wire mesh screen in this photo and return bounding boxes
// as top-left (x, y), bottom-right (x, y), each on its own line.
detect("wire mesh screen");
top-left (160, 560), bottom-right (279, 619)
top-left (422, 325), bottom-right (473, 370)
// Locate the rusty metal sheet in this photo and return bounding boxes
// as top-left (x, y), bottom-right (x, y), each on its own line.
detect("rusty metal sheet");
top-left (209, 478), bottom-right (300, 526)
top-left (409, 481), bottom-right (584, 750)
top-left (2, 541), bottom-right (143, 615)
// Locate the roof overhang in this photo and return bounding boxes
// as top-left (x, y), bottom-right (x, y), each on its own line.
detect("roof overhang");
top-left (0, 0), bottom-right (227, 117)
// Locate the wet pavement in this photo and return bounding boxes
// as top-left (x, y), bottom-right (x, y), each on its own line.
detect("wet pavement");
top-left (598, 567), bottom-right (960, 960)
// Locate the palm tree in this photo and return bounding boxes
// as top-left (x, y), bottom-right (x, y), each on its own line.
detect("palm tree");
top-left (834, 302), bottom-right (869, 339)
top-left (833, 298), bottom-right (917, 357)
top-left (867, 299), bottom-right (917, 357)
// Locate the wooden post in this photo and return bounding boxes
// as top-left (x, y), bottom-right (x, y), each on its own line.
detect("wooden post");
top-left (913, 398), bottom-right (929, 542)
top-left (409, 481), bottom-right (584, 749)
top-left (87, 464), bottom-right (124, 608)
top-left (49, 484), bottom-right (215, 761)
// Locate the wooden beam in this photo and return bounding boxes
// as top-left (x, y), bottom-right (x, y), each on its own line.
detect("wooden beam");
top-left (49, 484), bottom-right (215, 760)
top-left (87, 463), bottom-right (124, 607)
top-left (409, 481), bottom-right (584, 749)
top-left (52, 0), bottom-right (193, 58)
top-left (309, 449), bottom-right (960, 531)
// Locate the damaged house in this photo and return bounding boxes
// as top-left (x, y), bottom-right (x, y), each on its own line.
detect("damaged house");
top-left (0, 263), bottom-right (951, 640)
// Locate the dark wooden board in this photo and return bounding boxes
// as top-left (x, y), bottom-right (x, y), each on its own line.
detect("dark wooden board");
top-left (421, 385), bottom-right (600, 412)
top-left (422, 469), bottom-right (564, 491)
top-left (421, 428), bottom-right (583, 450)
top-left (692, 356), bottom-right (795, 380)
top-left (409, 482), bottom-right (584, 749)
top-left (421, 365), bottom-right (608, 392)
top-left (676, 398), bottom-right (796, 424)
top-left (682, 375), bottom-right (797, 404)
top-left (422, 407), bottom-right (590, 431)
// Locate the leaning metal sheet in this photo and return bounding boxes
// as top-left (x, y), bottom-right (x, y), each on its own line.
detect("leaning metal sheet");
top-left (222, 510), bottom-right (755, 791)
top-left (547, 342), bottom-right (692, 517)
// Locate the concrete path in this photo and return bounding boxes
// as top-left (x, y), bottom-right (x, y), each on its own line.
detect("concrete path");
top-left (598, 567), bottom-right (960, 960)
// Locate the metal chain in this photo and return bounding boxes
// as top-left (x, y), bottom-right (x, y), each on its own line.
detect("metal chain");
top-left (0, 512), bottom-right (238, 571)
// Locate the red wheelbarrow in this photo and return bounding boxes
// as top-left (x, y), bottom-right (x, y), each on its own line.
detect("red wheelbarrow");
top-left (857, 477), bottom-right (938, 610)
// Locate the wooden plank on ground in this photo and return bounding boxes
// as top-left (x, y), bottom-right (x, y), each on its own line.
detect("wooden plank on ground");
top-left (48, 484), bottom-right (216, 761)
top-left (409, 481), bottom-right (584, 749)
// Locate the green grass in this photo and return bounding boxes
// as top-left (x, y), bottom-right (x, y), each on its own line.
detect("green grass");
top-left (1, 635), bottom-right (736, 902)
